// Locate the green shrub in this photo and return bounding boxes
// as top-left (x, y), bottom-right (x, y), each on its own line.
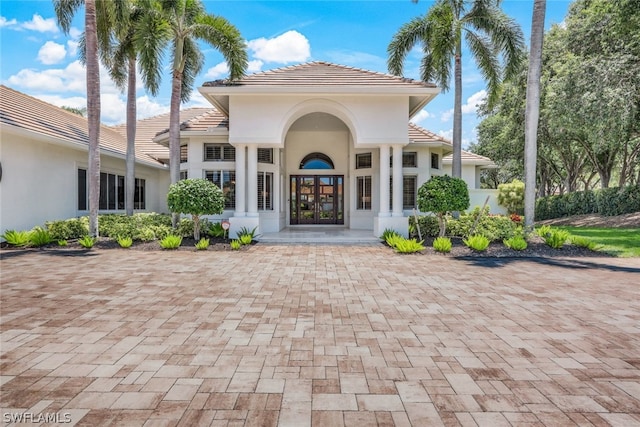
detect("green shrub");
top-left (409, 215), bottom-right (440, 238)
top-left (239, 234), bottom-right (253, 245)
top-left (29, 227), bottom-right (53, 247)
top-left (569, 235), bottom-right (597, 250)
top-left (497, 179), bottom-right (525, 214)
top-left (536, 185), bottom-right (639, 220)
top-left (176, 218), bottom-right (195, 238)
top-left (536, 225), bottom-right (553, 239)
top-left (385, 233), bottom-right (404, 249)
top-left (45, 217), bottom-right (89, 240)
top-left (543, 229), bottom-right (570, 249)
top-left (464, 235), bottom-right (490, 251)
top-left (2, 230), bottom-right (31, 246)
top-left (432, 236), bottom-right (452, 253)
top-left (504, 235), bottom-right (528, 251)
top-left (135, 227), bottom-right (157, 242)
top-left (417, 175), bottom-right (470, 237)
top-left (117, 236), bottom-right (133, 248)
top-left (231, 239), bottom-right (241, 250)
top-left (58, 239), bottom-right (68, 246)
top-left (78, 235), bottom-right (96, 249)
top-left (195, 238), bottom-right (209, 250)
top-left (394, 238), bottom-right (425, 253)
top-left (167, 179), bottom-right (225, 240)
top-left (160, 235), bottom-right (182, 249)
top-left (447, 207), bottom-right (518, 241)
top-left (207, 222), bottom-right (226, 238)
top-left (380, 228), bottom-right (399, 241)
top-left (238, 226), bottom-right (257, 239)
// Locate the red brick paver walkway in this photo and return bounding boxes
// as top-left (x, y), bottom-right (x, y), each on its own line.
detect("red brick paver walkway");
top-left (1, 245), bottom-right (639, 426)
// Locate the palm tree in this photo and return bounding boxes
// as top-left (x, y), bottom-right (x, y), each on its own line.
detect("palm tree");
top-left (388, 0), bottom-right (524, 179)
top-left (54, 0), bottom-right (121, 236)
top-left (107, 1), bottom-right (164, 215)
top-left (523, 0), bottom-right (547, 232)
top-left (138, 0), bottom-right (248, 227)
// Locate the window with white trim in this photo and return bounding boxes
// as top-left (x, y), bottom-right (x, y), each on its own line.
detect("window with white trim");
top-left (180, 170), bottom-right (188, 180)
top-left (204, 143), bottom-right (235, 161)
top-left (180, 145), bottom-right (188, 163)
top-left (78, 169), bottom-right (145, 210)
top-left (431, 153), bottom-right (440, 169)
top-left (258, 172), bottom-right (273, 210)
top-left (205, 170), bottom-right (235, 209)
top-left (389, 175), bottom-right (417, 210)
top-left (356, 153), bottom-right (372, 169)
top-left (390, 152), bottom-right (418, 168)
top-left (258, 148), bottom-right (273, 164)
top-left (356, 176), bottom-right (372, 210)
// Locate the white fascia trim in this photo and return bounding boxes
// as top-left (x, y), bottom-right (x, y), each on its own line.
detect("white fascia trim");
top-left (200, 86), bottom-right (440, 96)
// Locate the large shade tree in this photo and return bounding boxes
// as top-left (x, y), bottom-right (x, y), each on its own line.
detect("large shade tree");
top-left (138, 0), bottom-right (248, 227)
top-left (54, 0), bottom-right (124, 236)
top-left (387, 0), bottom-right (524, 179)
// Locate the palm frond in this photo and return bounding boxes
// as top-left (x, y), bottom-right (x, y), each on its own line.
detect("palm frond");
top-left (465, 30), bottom-right (501, 107)
top-left (134, 9), bottom-right (171, 96)
top-left (179, 37), bottom-right (204, 102)
top-left (387, 16), bottom-right (430, 77)
top-left (193, 14), bottom-right (248, 81)
top-left (53, 0), bottom-right (84, 34)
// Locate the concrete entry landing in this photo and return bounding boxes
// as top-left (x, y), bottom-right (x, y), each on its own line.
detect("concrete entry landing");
top-left (258, 227), bottom-right (380, 243)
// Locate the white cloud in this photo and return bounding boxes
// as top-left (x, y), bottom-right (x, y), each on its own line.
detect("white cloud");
top-left (438, 129), bottom-right (453, 141)
top-left (411, 109), bottom-right (433, 124)
top-left (247, 60), bottom-right (264, 73)
top-left (136, 96), bottom-right (170, 120)
top-left (69, 27), bottom-right (82, 39)
top-left (326, 50), bottom-right (386, 70)
top-left (22, 14), bottom-right (58, 33)
top-left (67, 40), bottom-right (79, 56)
top-left (37, 41), bottom-right (67, 65)
top-left (0, 16), bottom-right (18, 28)
top-left (247, 30), bottom-right (310, 63)
top-left (204, 62), bottom-right (229, 79)
top-left (440, 89), bottom-right (488, 121)
top-left (186, 91), bottom-right (212, 109)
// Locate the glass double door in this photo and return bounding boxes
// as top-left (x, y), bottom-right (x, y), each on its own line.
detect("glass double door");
top-left (290, 175), bottom-right (344, 225)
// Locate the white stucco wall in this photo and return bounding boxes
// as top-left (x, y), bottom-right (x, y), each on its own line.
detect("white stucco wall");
top-left (228, 95), bottom-right (410, 146)
top-left (0, 130), bottom-right (169, 233)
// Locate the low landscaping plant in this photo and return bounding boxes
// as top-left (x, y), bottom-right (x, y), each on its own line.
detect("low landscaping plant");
top-left (385, 232), bottom-right (404, 249)
top-left (195, 238), bottom-right (209, 250)
top-left (230, 239), bottom-right (241, 250)
top-left (409, 215), bottom-right (440, 238)
top-left (78, 235), bottom-right (96, 249)
top-left (447, 207), bottom-right (519, 241)
top-left (57, 239), bottom-right (68, 246)
top-left (160, 235), bottom-right (182, 249)
top-left (46, 217), bottom-right (89, 240)
top-left (432, 236), bottom-right (452, 253)
top-left (167, 179), bottom-right (225, 240)
top-left (543, 229), bottom-right (570, 249)
top-left (135, 227), bottom-right (157, 242)
top-left (569, 235), bottom-right (597, 251)
top-left (117, 236), bottom-right (133, 248)
top-left (208, 222), bottom-right (226, 238)
top-left (380, 228), bottom-right (399, 241)
top-left (2, 230), bottom-right (31, 247)
top-left (464, 234), bottom-right (490, 251)
top-left (503, 235), bottom-right (528, 251)
top-left (239, 234), bottom-right (253, 245)
top-left (29, 227), bottom-right (53, 247)
top-left (394, 238), bottom-right (425, 253)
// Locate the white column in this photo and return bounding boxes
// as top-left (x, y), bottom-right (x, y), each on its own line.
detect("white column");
top-left (235, 144), bottom-right (246, 216)
top-left (247, 145), bottom-right (258, 217)
top-left (392, 144), bottom-right (403, 217)
top-left (379, 144), bottom-right (390, 216)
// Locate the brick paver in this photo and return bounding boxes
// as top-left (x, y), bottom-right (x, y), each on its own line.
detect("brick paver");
top-left (1, 245), bottom-right (639, 426)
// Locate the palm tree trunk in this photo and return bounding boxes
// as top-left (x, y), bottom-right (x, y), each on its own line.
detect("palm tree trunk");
top-left (125, 56), bottom-right (136, 216)
top-left (524, 0), bottom-right (546, 232)
top-left (85, 0), bottom-right (101, 237)
top-left (452, 46), bottom-right (462, 179)
top-left (169, 70), bottom-right (183, 228)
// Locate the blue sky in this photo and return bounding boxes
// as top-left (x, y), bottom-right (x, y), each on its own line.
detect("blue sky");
top-left (1, 0), bottom-right (571, 146)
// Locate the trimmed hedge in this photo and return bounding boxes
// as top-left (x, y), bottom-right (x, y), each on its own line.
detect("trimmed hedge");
top-left (536, 185), bottom-right (640, 220)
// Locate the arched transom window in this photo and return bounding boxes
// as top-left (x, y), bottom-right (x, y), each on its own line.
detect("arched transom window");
top-left (300, 152), bottom-right (334, 170)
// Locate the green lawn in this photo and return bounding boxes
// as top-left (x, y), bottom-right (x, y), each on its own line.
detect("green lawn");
top-left (558, 227), bottom-right (640, 257)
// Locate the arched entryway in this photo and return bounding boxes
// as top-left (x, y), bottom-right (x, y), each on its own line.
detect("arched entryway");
top-left (284, 112), bottom-right (350, 226)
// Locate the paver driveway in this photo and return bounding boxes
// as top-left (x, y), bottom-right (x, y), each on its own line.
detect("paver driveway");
top-left (1, 245), bottom-right (639, 427)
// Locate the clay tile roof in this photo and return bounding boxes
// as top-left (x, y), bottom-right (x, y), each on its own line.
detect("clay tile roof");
top-left (147, 108), bottom-right (228, 140)
top-left (111, 107), bottom-right (224, 158)
top-left (408, 122), bottom-right (452, 145)
top-left (443, 150), bottom-right (494, 164)
top-left (0, 85), bottom-right (162, 166)
top-left (203, 61), bottom-right (437, 89)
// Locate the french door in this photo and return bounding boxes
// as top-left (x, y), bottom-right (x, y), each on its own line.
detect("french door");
top-left (290, 175), bottom-right (344, 225)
